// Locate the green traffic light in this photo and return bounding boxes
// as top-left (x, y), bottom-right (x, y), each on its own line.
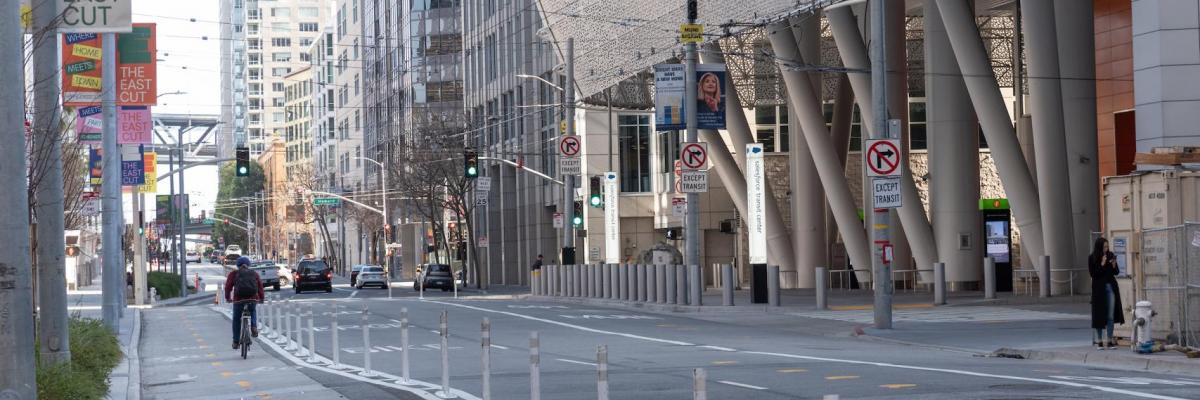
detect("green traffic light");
top-left (590, 196), bottom-right (601, 207)
top-left (572, 216), bottom-right (583, 226)
top-left (467, 166), bottom-right (477, 176)
top-left (238, 166), bottom-right (248, 174)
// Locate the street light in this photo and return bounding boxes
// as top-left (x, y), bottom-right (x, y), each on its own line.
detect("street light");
top-left (353, 156), bottom-right (392, 291)
top-left (516, 74), bottom-right (563, 92)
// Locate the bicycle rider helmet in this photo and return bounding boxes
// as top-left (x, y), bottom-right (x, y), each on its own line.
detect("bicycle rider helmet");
top-left (236, 256), bottom-right (252, 267)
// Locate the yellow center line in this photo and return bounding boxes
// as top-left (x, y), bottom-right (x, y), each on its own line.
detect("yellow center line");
top-left (206, 353), bottom-right (216, 358)
top-left (220, 371), bottom-right (234, 378)
top-left (257, 393), bottom-right (272, 399)
top-left (825, 375), bottom-right (860, 380)
top-left (211, 362), bottom-right (223, 367)
top-left (777, 368), bottom-right (808, 373)
top-left (880, 384), bottom-right (917, 389)
top-left (236, 380), bottom-right (252, 389)
top-left (711, 361), bottom-right (738, 366)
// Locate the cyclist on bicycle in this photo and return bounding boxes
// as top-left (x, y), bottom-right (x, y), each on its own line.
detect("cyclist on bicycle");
top-left (224, 256), bottom-right (264, 349)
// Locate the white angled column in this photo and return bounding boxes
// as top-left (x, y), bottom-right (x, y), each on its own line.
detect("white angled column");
top-left (1022, 0), bottom-right (1077, 294)
top-left (1055, 0), bottom-right (1100, 293)
top-left (925, 0), bottom-right (983, 287)
top-left (785, 16), bottom-right (827, 289)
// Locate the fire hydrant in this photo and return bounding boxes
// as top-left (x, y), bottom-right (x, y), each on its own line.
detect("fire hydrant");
top-left (1133, 300), bottom-right (1156, 353)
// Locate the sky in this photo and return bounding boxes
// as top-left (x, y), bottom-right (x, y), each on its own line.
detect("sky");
top-left (128, 1), bottom-right (222, 222)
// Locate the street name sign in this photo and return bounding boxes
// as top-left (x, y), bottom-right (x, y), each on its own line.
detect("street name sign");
top-left (313, 197), bottom-right (341, 206)
top-left (746, 143), bottom-right (767, 264)
top-left (871, 177), bottom-right (903, 209)
top-left (865, 139), bottom-right (902, 177)
top-left (679, 171), bottom-right (708, 193)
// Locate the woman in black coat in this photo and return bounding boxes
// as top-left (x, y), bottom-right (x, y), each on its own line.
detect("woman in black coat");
top-left (1089, 237), bottom-right (1125, 349)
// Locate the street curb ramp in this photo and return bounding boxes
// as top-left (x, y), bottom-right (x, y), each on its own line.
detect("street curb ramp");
top-left (992, 348), bottom-right (1200, 378)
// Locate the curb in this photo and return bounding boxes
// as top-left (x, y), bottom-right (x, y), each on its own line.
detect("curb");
top-left (992, 347), bottom-right (1200, 378)
top-left (530, 295), bottom-right (810, 314)
top-left (154, 291), bottom-right (216, 307)
top-left (126, 309), bottom-right (142, 400)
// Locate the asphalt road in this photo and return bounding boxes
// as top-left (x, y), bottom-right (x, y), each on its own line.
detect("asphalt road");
top-left (190, 262), bottom-right (1200, 399)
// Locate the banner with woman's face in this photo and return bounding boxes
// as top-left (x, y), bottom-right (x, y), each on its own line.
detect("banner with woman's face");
top-left (654, 63), bottom-right (727, 131)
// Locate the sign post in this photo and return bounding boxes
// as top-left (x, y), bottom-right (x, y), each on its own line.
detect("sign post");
top-left (603, 172), bottom-right (619, 264)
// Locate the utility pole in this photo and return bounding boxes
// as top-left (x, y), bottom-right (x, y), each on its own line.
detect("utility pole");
top-left (683, 0), bottom-right (700, 268)
top-left (561, 38), bottom-right (576, 264)
top-left (33, 0), bottom-right (71, 365)
top-left (177, 130), bottom-right (188, 295)
top-left (869, 0), bottom-right (893, 329)
top-left (168, 147), bottom-right (178, 275)
top-left (101, 32), bottom-right (123, 331)
top-left (0, 0), bottom-right (37, 393)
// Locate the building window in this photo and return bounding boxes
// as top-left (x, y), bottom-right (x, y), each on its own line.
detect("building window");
top-left (909, 101), bottom-right (927, 150)
top-left (272, 52), bottom-right (291, 62)
top-left (298, 7), bottom-right (320, 18)
top-left (272, 67), bottom-right (291, 77)
top-left (272, 82), bottom-right (284, 92)
top-left (299, 52), bottom-right (311, 62)
top-left (299, 22), bottom-right (319, 32)
top-left (618, 115), bottom-right (652, 193)
top-left (271, 7), bottom-right (290, 17)
top-left (247, 23), bottom-right (258, 35)
top-left (299, 37), bottom-right (313, 48)
top-left (248, 38), bottom-right (261, 50)
top-left (271, 38), bottom-right (291, 47)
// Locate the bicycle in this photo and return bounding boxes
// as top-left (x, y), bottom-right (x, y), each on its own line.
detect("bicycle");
top-left (232, 299), bottom-right (259, 359)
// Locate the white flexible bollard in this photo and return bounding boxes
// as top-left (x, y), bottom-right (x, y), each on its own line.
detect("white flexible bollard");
top-left (306, 304), bottom-right (318, 362)
top-left (331, 303), bottom-right (341, 368)
top-left (439, 310), bottom-right (451, 397)
top-left (693, 368), bottom-right (707, 400)
top-left (530, 332), bottom-right (541, 400)
top-left (360, 306), bottom-right (376, 377)
top-left (282, 301), bottom-right (294, 348)
top-left (597, 345), bottom-right (609, 400)
top-left (482, 318), bottom-right (491, 400)
top-left (401, 307), bottom-right (410, 383)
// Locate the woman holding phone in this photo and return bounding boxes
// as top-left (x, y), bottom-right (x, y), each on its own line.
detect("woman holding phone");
top-left (1089, 237), bottom-right (1124, 349)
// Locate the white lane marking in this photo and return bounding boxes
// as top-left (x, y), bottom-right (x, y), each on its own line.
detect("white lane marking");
top-left (210, 306), bottom-right (481, 400)
top-left (348, 290), bottom-right (358, 299)
top-left (718, 380), bottom-right (767, 390)
top-left (700, 345), bottom-right (737, 352)
top-left (421, 300), bottom-right (694, 346)
top-left (490, 344), bottom-right (509, 350)
top-left (742, 351), bottom-right (1188, 400)
top-left (557, 358), bottom-right (597, 367)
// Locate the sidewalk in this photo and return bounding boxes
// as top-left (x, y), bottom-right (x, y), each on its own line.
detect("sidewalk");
top-left (533, 287), bottom-right (1200, 377)
top-left (138, 305), bottom-right (347, 400)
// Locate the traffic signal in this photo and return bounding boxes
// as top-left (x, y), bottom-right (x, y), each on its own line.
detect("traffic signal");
top-left (235, 146), bottom-right (250, 176)
top-left (464, 149), bottom-right (478, 178)
top-left (589, 176), bottom-right (603, 208)
top-left (572, 200), bottom-right (584, 228)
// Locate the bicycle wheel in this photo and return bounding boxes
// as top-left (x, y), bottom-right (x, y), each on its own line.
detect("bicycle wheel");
top-left (240, 318), bottom-right (249, 359)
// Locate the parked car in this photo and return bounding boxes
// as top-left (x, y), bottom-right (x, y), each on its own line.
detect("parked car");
top-left (185, 251), bottom-right (201, 264)
top-left (414, 264), bottom-right (454, 291)
top-left (355, 266), bottom-right (387, 289)
top-left (292, 259), bottom-right (332, 294)
top-left (251, 261), bottom-right (282, 291)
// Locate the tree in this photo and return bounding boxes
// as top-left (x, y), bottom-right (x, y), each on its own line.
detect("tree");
top-left (214, 161), bottom-right (265, 250)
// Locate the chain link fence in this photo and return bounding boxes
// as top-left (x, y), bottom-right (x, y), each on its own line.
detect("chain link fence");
top-left (1137, 223), bottom-right (1200, 346)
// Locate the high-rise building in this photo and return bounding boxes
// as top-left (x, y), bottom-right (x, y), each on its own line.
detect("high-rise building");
top-left (221, 0), bottom-right (332, 157)
top-left (282, 67), bottom-right (313, 178)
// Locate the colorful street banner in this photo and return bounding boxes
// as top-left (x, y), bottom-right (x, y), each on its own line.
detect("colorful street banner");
top-left (653, 63), bottom-right (727, 131)
top-left (121, 144), bottom-right (144, 186)
top-left (75, 106), bottom-right (102, 144)
top-left (88, 147), bottom-right (102, 186)
top-left (139, 152), bottom-right (157, 193)
top-left (63, 33), bottom-right (103, 105)
top-left (118, 106), bottom-right (151, 144)
top-left (62, 23), bottom-right (157, 106)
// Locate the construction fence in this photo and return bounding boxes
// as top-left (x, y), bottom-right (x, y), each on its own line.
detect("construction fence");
top-left (1135, 223), bottom-right (1200, 347)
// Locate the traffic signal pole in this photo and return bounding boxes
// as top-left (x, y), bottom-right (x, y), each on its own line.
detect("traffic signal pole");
top-left (869, 0), bottom-right (894, 329)
top-left (178, 126), bottom-right (188, 296)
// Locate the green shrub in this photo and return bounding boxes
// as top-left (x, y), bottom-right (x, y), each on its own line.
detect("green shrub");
top-left (147, 271), bottom-right (183, 299)
top-left (37, 317), bottom-right (123, 400)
